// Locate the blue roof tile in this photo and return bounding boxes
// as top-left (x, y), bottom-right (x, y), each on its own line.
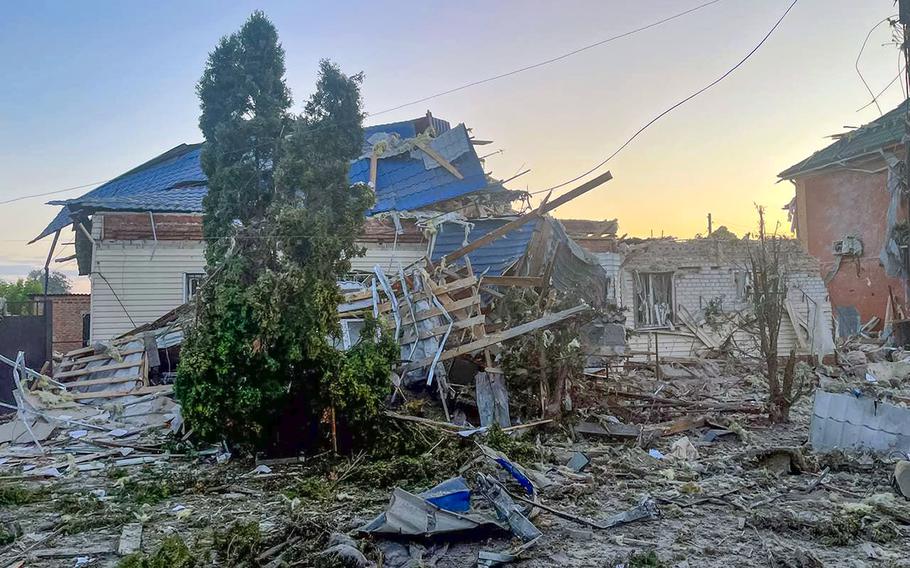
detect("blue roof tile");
top-left (431, 217), bottom-right (540, 277)
top-left (34, 117), bottom-right (491, 242)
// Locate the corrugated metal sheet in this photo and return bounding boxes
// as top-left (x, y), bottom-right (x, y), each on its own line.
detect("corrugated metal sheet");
top-left (780, 99), bottom-right (910, 178)
top-left (810, 390), bottom-right (910, 455)
top-left (431, 217), bottom-right (540, 277)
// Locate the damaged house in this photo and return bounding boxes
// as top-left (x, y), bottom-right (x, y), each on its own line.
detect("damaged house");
top-left (564, 222), bottom-right (835, 360)
top-left (779, 99), bottom-right (910, 337)
top-left (30, 113), bottom-right (609, 343)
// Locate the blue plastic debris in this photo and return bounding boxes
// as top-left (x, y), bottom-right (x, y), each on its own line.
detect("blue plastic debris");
top-left (419, 477), bottom-right (471, 513)
top-left (648, 449), bottom-right (665, 460)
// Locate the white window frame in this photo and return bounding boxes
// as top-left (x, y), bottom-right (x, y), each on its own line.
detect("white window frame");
top-left (184, 273), bottom-right (205, 302)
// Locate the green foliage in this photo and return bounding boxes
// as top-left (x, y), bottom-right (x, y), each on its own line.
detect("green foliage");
top-left (328, 318), bottom-right (400, 432)
top-left (118, 479), bottom-right (174, 506)
top-left (26, 269), bottom-right (71, 294)
top-left (117, 536), bottom-right (197, 568)
top-left (213, 521), bottom-right (262, 567)
top-left (0, 276), bottom-right (41, 315)
top-left (624, 550), bottom-right (666, 567)
top-left (484, 424), bottom-right (540, 464)
top-left (0, 270), bottom-right (71, 315)
top-left (177, 13), bottom-right (388, 451)
top-left (495, 287), bottom-right (586, 417)
top-left (197, 11), bottom-right (292, 263)
top-left (0, 483), bottom-right (44, 505)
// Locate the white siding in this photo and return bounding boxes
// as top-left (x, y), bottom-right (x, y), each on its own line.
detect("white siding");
top-left (89, 227), bottom-right (426, 341)
top-left (90, 239), bottom-right (205, 341)
top-left (350, 242), bottom-right (426, 274)
top-left (591, 252), bottom-right (622, 302)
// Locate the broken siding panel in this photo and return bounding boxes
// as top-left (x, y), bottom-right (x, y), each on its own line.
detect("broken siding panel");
top-left (592, 252), bottom-right (622, 302)
top-left (91, 241), bottom-right (205, 341)
top-left (349, 242), bottom-right (426, 274)
top-left (628, 331), bottom-right (701, 360)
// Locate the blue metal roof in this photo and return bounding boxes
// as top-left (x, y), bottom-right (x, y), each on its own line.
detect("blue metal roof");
top-left (431, 217), bottom-right (540, 277)
top-left (33, 116), bottom-right (491, 242)
top-left (32, 144), bottom-right (206, 242)
top-left (353, 125), bottom-right (489, 213)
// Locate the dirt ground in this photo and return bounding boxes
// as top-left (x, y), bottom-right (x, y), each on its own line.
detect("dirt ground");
top-left (0, 363), bottom-right (908, 567)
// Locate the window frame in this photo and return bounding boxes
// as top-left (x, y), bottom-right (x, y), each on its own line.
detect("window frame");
top-left (632, 271), bottom-right (676, 329)
top-left (183, 272), bottom-right (205, 303)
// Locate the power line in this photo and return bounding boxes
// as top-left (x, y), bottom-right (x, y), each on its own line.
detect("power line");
top-left (1, 1), bottom-right (727, 208)
top-left (530, 0), bottom-right (800, 196)
top-left (857, 63), bottom-right (906, 112)
top-left (0, 180), bottom-right (111, 206)
top-left (855, 15), bottom-right (897, 117)
top-left (367, 0), bottom-right (728, 118)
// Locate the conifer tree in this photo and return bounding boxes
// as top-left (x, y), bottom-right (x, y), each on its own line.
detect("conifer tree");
top-left (176, 14), bottom-right (395, 451)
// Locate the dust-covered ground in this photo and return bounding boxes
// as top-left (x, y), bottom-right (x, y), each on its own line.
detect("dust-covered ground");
top-left (0, 362), bottom-right (908, 567)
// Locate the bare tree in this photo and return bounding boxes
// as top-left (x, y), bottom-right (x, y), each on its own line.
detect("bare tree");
top-left (748, 207), bottom-right (804, 423)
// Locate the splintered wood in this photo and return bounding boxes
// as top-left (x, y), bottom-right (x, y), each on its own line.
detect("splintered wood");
top-left (54, 333), bottom-right (170, 399)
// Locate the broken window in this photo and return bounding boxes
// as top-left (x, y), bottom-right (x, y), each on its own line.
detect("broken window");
top-left (184, 273), bottom-right (205, 302)
top-left (734, 270), bottom-right (753, 300)
top-left (634, 272), bottom-right (674, 328)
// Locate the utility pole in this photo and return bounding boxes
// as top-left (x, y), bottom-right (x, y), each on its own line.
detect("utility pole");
top-left (707, 213), bottom-right (713, 235)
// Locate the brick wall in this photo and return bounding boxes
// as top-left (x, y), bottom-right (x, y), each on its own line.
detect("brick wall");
top-left (48, 295), bottom-right (90, 354)
top-left (796, 167), bottom-right (907, 328)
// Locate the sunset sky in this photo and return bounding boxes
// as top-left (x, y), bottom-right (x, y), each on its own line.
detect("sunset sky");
top-left (0, 0), bottom-right (903, 291)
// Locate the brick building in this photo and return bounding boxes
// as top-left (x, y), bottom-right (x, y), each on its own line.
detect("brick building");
top-left (31, 293), bottom-right (90, 354)
top-left (779, 99), bottom-right (910, 336)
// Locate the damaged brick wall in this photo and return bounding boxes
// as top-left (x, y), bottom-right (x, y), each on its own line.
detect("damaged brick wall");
top-left (796, 167), bottom-right (907, 329)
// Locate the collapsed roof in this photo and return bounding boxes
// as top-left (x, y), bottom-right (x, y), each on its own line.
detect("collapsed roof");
top-left (32, 113), bottom-right (514, 243)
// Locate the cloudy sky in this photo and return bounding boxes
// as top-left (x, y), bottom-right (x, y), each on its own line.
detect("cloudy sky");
top-left (0, 0), bottom-right (903, 291)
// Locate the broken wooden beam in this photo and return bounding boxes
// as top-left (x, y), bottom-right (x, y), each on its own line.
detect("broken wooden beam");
top-left (404, 304), bottom-right (590, 372)
top-left (441, 171), bottom-right (612, 265)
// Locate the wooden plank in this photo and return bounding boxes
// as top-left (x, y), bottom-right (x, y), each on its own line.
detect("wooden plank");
top-left (413, 140), bottom-right (464, 179)
top-left (369, 153), bottom-right (378, 188)
top-left (69, 385), bottom-right (172, 401)
top-left (676, 305), bottom-right (721, 349)
top-left (66, 375), bottom-right (144, 388)
top-left (428, 276), bottom-right (477, 296)
top-left (483, 276), bottom-right (544, 288)
top-left (57, 348), bottom-right (145, 369)
top-left (400, 315), bottom-right (486, 344)
top-left (402, 296), bottom-right (480, 323)
top-left (400, 277), bottom-right (478, 307)
top-left (55, 360), bottom-right (142, 379)
top-left (404, 304), bottom-right (590, 371)
top-left (441, 171), bottom-right (612, 264)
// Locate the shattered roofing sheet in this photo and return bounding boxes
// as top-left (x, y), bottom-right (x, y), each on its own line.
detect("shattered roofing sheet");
top-left (431, 217), bottom-right (540, 277)
top-left (34, 119), bottom-right (492, 241)
top-left (351, 124), bottom-right (490, 213)
top-left (779, 99), bottom-right (910, 178)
